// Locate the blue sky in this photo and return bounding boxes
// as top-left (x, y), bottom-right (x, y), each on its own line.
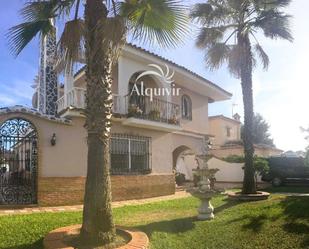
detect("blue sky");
top-left (0, 0), bottom-right (308, 151)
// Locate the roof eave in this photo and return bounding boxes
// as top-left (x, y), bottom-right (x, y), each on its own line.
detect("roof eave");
top-left (123, 44), bottom-right (232, 101)
top-left (73, 43), bottom-right (232, 101)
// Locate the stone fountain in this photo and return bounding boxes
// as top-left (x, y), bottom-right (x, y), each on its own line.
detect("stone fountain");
top-left (189, 137), bottom-right (219, 220)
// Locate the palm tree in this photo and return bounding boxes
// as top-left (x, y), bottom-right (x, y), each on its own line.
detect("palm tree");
top-left (191, 0), bottom-right (293, 194)
top-left (8, 0), bottom-right (187, 245)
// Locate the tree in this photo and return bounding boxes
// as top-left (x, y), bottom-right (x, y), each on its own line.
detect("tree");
top-left (301, 126), bottom-right (309, 166)
top-left (241, 113), bottom-right (274, 146)
top-left (190, 0), bottom-right (293, 194)
top-left (252, 156), bottom-right (269, 189)
top-left (8, 0), bottom-right (187, 245)
top-left (305, 151), bottom-right (309, 167)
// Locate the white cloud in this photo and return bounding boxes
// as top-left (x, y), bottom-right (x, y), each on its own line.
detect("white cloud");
top-left (255, 67), bottom-right (309, 151)
top-left (0, 94), bottom-right (15, 106)
top-left (0, 79), bottom-right (33, 107)
top-left (1, 80), bottom-right (33, 100)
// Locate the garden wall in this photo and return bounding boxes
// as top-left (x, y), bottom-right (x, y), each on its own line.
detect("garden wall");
top-left (208, 157), bottom-right (245, 182)
top-left (210, 145), bottom-right (282, 158)
top-left (208, 157), bottom-right (268, 189)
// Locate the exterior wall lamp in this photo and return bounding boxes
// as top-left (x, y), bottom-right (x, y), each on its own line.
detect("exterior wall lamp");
top-left (50, 133), bottom-right (56, 146)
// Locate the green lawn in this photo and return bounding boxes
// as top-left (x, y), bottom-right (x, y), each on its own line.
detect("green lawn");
top-left (1, 194), bottom-right (309, 249)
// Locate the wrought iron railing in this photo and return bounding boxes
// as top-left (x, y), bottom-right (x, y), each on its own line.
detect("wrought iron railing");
top-left (110, 134), bottom-right (151, 175)
top-left (125, 95), bottom-right (180, 125)
top-left (56, 88), bottom-right (180, 125)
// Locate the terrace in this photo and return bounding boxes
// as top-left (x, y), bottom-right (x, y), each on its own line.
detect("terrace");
top-left (56, 87), bottom-right (181, 131)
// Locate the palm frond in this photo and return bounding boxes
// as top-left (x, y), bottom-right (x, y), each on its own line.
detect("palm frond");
top-left (205, 43), bottom-right (230, 70)
top-left (58, 19), bottom-right (85, 65)
top-left (120, 0), bottom-right (188, 48)
top-left (23, 0), bottom-right (76, 18)
top-left (253, 0), bottom-right (292, 11)
top-left (7, 20), bottom-right (53, 56)
top-left (21, 1), bottom-right (55, 21)
top-left (192, 0), bottom-right (293, 76)
top-left (8, 0), bottom-right (76, 56)
top-left (56, 0), bottom-right (76, 17)
top-left (253, 10), bottom-right (293, 42)
top-left (196, 25), bottom-right (235, 48)
top-left (254, 44), bottom-right (269, 70)
top-left (190, 2), bottom-right (234, 26)
top-left (227, 44), bottom-right (242, 77)
top-left (190, 3), bottom-right (213, 21)
top-left (8, 0), bottom-right (56, 56)
top-left (228, 0), bottom-right (247, 11)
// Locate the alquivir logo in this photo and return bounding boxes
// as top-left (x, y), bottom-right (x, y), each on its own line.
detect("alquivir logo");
top-left (130, 64), bottom-right (181, 101)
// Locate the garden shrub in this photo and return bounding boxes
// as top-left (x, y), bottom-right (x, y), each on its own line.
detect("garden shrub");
top-left (175, 172), bottom-right (186, 186)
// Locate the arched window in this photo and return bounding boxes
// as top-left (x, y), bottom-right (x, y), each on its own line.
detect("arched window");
top-left (181, 95), bottom-right (192, 120)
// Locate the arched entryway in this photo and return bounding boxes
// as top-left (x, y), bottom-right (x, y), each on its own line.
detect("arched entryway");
top-left (173, 146), bottom-right (197, 181)
top-left (0, 118), bottom-right (38, 205)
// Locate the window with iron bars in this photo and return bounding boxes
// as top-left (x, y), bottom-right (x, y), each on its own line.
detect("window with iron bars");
top-left (110, 134), bottom-right (152, 175)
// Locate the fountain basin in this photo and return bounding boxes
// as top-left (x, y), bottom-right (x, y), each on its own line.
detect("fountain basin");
top-left (227, 191), bottom-right (270, 201)
top-left (189, 189), bottom-right (216, 200)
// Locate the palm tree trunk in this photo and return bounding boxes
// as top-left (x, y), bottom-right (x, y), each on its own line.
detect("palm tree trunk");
top-left (239, 34), bottom-right (256, 194)
top-left (80, 0), bottom-right (116, 244)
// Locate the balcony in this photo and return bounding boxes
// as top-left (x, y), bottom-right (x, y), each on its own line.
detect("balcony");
top-left (57, 88), bottom-right (122, 114)
top-left (57, 87), bottom-right (181, 131)
top-left (57, 87), bottom-right (86, 112)
top-left (122, 95), bottom-right (181, 131)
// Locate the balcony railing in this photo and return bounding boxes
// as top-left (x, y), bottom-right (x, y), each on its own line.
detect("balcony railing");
top-left (56, 87), bottom-right (85, 112)
top-left (56, 95), bottom-right (65, 112)
top-left (57, 88), bottom-right (122, 114)
top-left (125, 95), bottom-right (180, 125)
top-left (57, 88), bottom-right (180, 125)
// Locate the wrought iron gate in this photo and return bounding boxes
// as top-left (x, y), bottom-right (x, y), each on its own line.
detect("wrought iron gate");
top-left (0, 118), bottom-right (38, 205)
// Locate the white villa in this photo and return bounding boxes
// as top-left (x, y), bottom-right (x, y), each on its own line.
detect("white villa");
top-left (0, 35), bottom-right (233, 206)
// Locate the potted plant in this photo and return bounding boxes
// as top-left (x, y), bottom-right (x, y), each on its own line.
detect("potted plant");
top-left (128, 104), bottom-right (143, 118)
top-left (168, 115), bottom-right (178, 125)
top-left (149, 109), bottom-right (161, 121)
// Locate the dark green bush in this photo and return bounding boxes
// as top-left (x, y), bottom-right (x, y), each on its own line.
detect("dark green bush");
top-left (222, 155), bottom-right (245, 163)
top-left (175, 172), bottom-right (186, 186)
top-left (193, 174), bottom-right (200, 187)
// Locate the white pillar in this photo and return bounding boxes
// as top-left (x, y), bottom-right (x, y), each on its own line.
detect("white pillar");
top-left (118, 56), bottom-right (130, 114)
top-left (63, 62), bottom-right (74, 107)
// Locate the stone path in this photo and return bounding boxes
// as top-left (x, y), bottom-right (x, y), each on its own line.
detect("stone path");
top-left (0, 191), bottom-right (191, 216)
top-left (1, 191), bottom-right (308, 216)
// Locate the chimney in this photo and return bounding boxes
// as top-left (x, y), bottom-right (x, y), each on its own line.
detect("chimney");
top-left (233, 113), bottom-right (241, 121)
